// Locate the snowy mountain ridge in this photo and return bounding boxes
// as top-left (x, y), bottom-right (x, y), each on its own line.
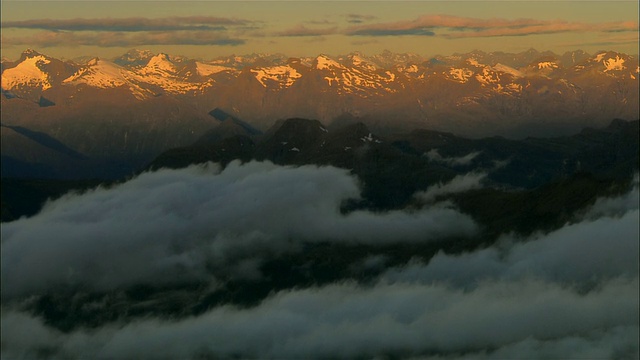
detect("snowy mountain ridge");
top-left (1, 48), bottom-right (638, 138)
top-left (2, 48), bottom-right (637, 98)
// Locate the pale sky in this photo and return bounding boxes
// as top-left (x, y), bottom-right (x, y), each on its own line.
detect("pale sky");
top-left (1, 1), bottom-right (638, 61)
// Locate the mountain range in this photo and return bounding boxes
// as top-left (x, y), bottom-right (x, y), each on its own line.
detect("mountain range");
top-left (3, 115), bottom-right (637, 221)
top-left (2, 49), bottom-right (639, 358)
top-left (1, 48), bottom-right (638, 179)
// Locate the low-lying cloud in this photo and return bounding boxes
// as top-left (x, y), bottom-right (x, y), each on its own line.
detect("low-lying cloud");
top-left (2, 166), bottom-right (637, 359)
top-left (425, 149), bottom-right (482, 166)
top-left (2, 277), bottom-right (636, 359)
top-left (385, 209), bottom-right (639, 288)
top-left (416, 172), bottom-right (488, 203)
top-left (1, 161), bottom-right (476, 297)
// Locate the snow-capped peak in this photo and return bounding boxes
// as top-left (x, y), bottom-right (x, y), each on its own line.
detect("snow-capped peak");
top-left (348, 54), bottom-right (378, 71)
top-left (20, 48), bottom-right (43, 59)
top-left (144, 53), bottom-right (176, 73)
top-left (1, 54), bottom-right (52, 90)
top-left (315, 55), bottom-right (343, 70)
top-left (195, 62), bottom-right (235, 76)
top-left (63, 58), bottom-right (127, 88)
top-left (251, 65), bottom-right (302, 88)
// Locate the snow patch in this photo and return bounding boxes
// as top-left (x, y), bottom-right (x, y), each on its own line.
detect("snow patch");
top-left (594, 53), bottom-right (607, 62)
top-left (466, 58), bottom-right (482, 67)
top-left (603, 56), bottom-right (625, 72)
top-left (537, 62), bottom-right (558, 70)
top-left (196, 62), bottom-right (234, 76)
top-left (449, 68), bottom-right (473, 82)
top-left (251, 65), bottom-right (302, 88)
top-left (315, 55), bottom-right (343, 70)
top-left (361, 133), bottom-right (375, 142)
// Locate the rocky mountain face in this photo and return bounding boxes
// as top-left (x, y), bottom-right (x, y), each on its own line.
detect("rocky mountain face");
top-left (148, 117), bottom-right (639, 210)
top-left (1, 48), bottom-right (638, 179)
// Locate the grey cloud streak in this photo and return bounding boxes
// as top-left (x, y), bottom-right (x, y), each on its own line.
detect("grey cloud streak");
top-left (2, 31), bottom-right (246, 47)
top-left (2, 16), bottom-right (250, 32)
top-left (1, 161), bottom-right (477, 298)
top-left (425, 149), bottom-right (482, 167)
top-left (345, 14), bottom-right (639, 38)
top-left (275, 24), bottom-right (338, 37)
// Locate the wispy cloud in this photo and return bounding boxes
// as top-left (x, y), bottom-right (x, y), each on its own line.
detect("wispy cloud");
top-left (1, 31), bottom-right (245, 48)
top-left (425, 149), bottom-right (482, 166)
top-left (346, 14), bottom-right (377, 24)
top-left (560, 33), bottom-right (640, 49)
top-left (0, 16), bottom-right (255, 48)
top-left (345, 14), bottom-right (639, 38)
top-left (276, 24), bottom-right (338, 37)
top-left (416, 172), bottom-right (488, 203)
top-left (2, 16), bottom-right (249, 32)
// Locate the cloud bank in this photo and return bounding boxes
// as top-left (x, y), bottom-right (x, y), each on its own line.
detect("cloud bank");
top-left (2, 277), bottom-right (637, 359)
top-left (1, 166), bottom-right (637, 359)
top-left (1, 161), bottom-right (476, 298)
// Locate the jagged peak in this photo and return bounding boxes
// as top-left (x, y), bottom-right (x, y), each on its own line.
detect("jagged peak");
top-left (144, 53), bottom-right (176, 71)
top-left (19, 49), bottom-right (47, 62)
top-left (22, 48), bottom-right (42, 57)
top-left (122, 48), bottom-right (155, 58)
top-left (313, 54), bottom-right (343, 70)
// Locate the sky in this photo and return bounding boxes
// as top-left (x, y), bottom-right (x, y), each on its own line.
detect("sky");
top-left (1, 1), bottom-right (639, 61)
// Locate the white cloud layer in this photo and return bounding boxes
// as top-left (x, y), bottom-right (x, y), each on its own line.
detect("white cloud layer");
top-left (1, 166), bottom-right (637, 359)
top-left (385, 208), bottom-right (639, 288)
top-left (1, 161), bottom-right (477, 297)
top-left (2, 277), bottom-right (637, 359)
